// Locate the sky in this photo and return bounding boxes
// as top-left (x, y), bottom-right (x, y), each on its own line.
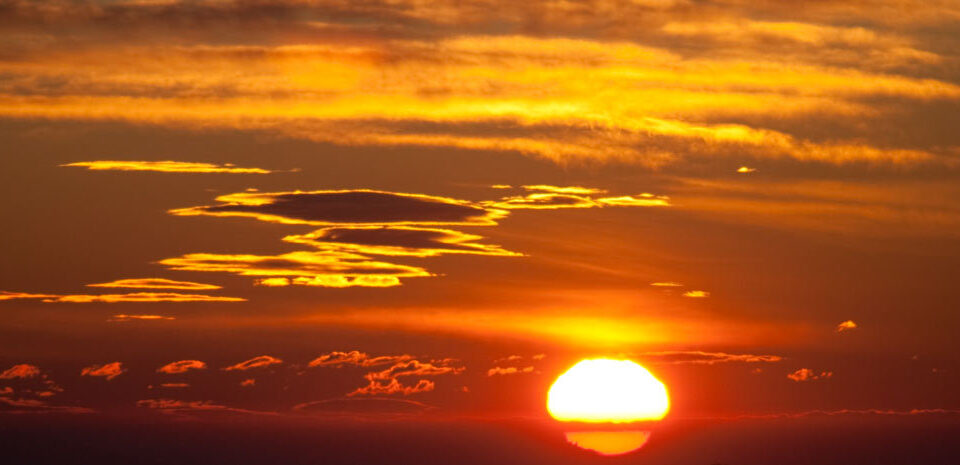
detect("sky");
top-left (1, 0), bottom-right (959, 463)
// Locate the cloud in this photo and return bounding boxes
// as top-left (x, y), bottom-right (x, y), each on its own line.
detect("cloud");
top-left (136, 398), bottom-right (274, 416)
top-left (308, 351), bottom-right (414, 368)
top-left (80, 362), bottom-right (125, 380)
top-left (62, 161), bottom-right (274, 174)
top-left (641, 351), bottom-right (783, 365)
top-left (169, 190), bottom-right (505, 226)
top-left (0, 364), bottom-right (41, 379)
top-left (522, 185), bottom-right (607, 195)
top-left (682, 290), bottom-right (710, 298)
top-left (487, 366), bottom-right (535, 376)
top-left (725, 408), bottom-right (960, 420)
top-left (650, 282), bottom-right (683, 287)
top-left (485, 191), bottom-right (669, 210)
top-left (108, 314), bottom-right (175, 322)
top-left (0, 291), bottom-right (244, 303)
top-left (160, 251), bottom-right (431, 288)
top-left (159, 383), bottom-right (189, 388)
top-left (837, 320), bottom-right (858, 332)
top-left (223, 356), bottom-right (282, 371)
top-left (291, 397), bottom-right (434, 415)
top-left (485, 193), bottom-right (600, 210)
top-left (0, 397), bottom-right (95, 415)
top-left (344, 358), bottom-right (464, 396)
top-left (737, 166), bottom-right (757, 173)
top-left (284, 226), bottom-right (522, 257)
top-left (87, 278), bottom-right (221, 290)
top-left (240, 379), bottom-right (255, 387)
top-left (157, 360), bottom-right (207, 374)
top-left (787, 368), bottom-right (833, 382)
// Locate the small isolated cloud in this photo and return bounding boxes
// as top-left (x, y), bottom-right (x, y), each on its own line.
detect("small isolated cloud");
top-left (787, 368), bottom-right (833, 382)
top-left (737, 166), bottom-right (757, 173)
top-left (169, 189), bottom-right (504, 226)
top-left (136, 398), bottom-right (274, 416)
top-left (0, 364), bottom-right (41, 379)
top-left (650, 281), bottom-right (683, 287)
top-left (108, 314), bottom-right (175, 322)
top-left (240, 379), bottom-right (255, 387)
top-left (837, 320), bottom-right (858, 332)
top-left (80, 362), bottom-right (125, 380)
top-left (223, 356), bottom-right (283, 371)
top-left (348, 359), bottom-right (464, 396)
top-left (0, 291), bottom-right (244, 303)
top-left (642, 351), bottom-right (783, 365)
top-left (159, 383), bottom-right (189, 388)
top-left (284, 226), bottom-right (522, 257)
top-left (487, 366), bottom-right (535, 376)
top-left (62, 161), bottom-right (273, 174)
top-left (683, 290), bottom-right (710, 298)
top-left (88, 278), bottom-right (221, 290)
top-left (157, 360), bottom-right (207, 374)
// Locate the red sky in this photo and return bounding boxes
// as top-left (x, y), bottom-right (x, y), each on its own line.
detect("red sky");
top-left (1, 0), bottom-right (959, 462)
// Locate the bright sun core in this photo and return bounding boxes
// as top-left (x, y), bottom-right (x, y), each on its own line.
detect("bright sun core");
top-left (547, 358), bottom-right (670, 423)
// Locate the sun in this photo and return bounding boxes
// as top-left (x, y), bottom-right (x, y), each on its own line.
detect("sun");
top-left (547, 358), bottom-right (670, 423)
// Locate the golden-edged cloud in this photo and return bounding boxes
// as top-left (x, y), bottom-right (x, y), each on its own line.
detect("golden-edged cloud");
top-left (308, 351), bottom-right (414, 368)
top-left (787, 368), bottom-right (833, 382)
top-left (284, 226), bottom-right (521, 257)
top-left (88, 278), bottom-right (221, 290)
top-left (0, 291), bottom-right (244, 303)
top-left (160, 251), bottom-right (431, 288)
top-left (80, 362), bottom-right (125, 380)
top-left (349, 359), bottom-right (464, 396)
top-left (108, 314), bottom-right (175, 322)
top-left (157, 360), bottom-right (207, 374)
top-left (309, 351), bottom-right (463, 396)
top-left (837, 320), bottom-right (858, 333)
top-left (223, 355), bottom-right (282, 371)
top-left (62, 161), bottom-right (273, 174)
top-left (487, 366), bottom-right (535, 376)
top-left (641, 351), bottom-right (783, 365)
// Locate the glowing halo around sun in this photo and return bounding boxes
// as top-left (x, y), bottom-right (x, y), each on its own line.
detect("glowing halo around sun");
top-left (547, 358), bottom-right (670, 423)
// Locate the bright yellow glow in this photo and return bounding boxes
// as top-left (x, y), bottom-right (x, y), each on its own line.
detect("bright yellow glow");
top-left (547, 359), bottom-right (669, 423)
top-left (565, 431), bottom-right (651, 456)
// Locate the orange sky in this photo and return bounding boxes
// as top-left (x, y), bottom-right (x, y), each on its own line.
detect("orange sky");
top-left (0, 0), bottom-right (958, 442)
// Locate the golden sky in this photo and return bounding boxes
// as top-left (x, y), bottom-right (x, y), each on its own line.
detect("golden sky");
top-left (0, 0), bottom-right (958, 437)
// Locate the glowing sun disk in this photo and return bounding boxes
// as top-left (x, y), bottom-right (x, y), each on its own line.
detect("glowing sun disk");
top-left (547, 358), bottom-right (670, 423)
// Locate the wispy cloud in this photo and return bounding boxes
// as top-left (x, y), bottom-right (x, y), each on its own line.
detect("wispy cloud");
top-left (223, 356), bottom-right (282, 371)
top-left (108, 314), bottom-right (175, 322)
top-left (62, 161), bottom-right (274, 174)
top-left (0, 291), bottom-right (244, 303)
top-left (641, 351), bottom-right (783, 365)
top-left (284, 226), bottom-right (522, 257)
top-left (88, 278), bottom-right (221, 290)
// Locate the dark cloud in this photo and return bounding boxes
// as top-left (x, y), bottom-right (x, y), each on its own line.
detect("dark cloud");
top-left (170, 190), bottom-right (504, 226)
